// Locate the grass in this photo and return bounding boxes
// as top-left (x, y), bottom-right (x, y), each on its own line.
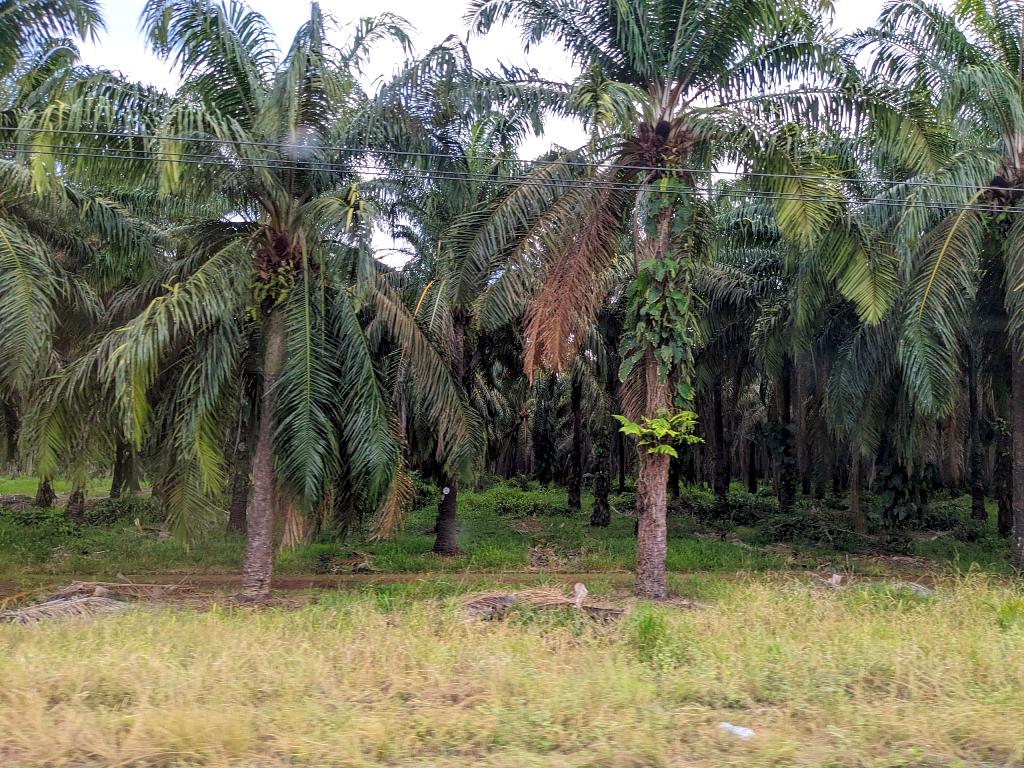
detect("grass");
top-left (0, 477), bottom-right (1015, 586)
top-left (0, 575), bottom-right (1021, 767)
top-left (0, 483), bottom-right (784, 583)
top-left (0, 475), bottom-right (113, 497)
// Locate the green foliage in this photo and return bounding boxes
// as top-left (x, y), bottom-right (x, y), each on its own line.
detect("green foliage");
top-left (477, 486), bottom-right (570, 518)
top-left (995, 598), bottom-right (1024, 632)
top-left (627, 604), bottom-right (686, 668)
top-left (614, 409), bottom-right (702, 458)
top-left (873, 460), bottom-right (936, 529)
top-left (619, 249), bottom-right (699, 406)
top-left (0, 503), bottom-right (76, 536)
top-left (83, 495), bottom-right (162, 526)
top-left (408, 471), bottom-right (437, 511)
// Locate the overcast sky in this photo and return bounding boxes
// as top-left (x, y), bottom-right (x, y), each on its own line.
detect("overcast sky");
top-left (75, 0), bottom-right (935, 263)
top-left (79, 0), bottom-right (916, 156)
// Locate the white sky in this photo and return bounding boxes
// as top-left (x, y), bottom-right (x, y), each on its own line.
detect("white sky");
top-left (79, 0), bottom-right (909, 155)
top-left (75, 0), bottom-right (933, 264)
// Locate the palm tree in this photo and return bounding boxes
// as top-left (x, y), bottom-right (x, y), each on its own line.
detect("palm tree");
top-left (24, 0), bottom-right (471, 599)
top-left (0, 0), bottom-right (101, 79)
top-left (371, 40), bottom-right (548, 553)
top-left (465, 0), bottom-right (901, 596)
top-left (856, 0), bottom-right (1024, 567)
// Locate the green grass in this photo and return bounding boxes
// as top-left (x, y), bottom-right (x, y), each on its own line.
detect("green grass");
top-left (0, 475), bottom-right (113, 497)
top-left (0, 478), bottom-right (1014, 586)
top-left (1, 576), bottom-right (1021, 767)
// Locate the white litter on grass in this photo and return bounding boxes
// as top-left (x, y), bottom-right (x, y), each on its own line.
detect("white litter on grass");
top-left (718, 722), bottom-right (756, 740)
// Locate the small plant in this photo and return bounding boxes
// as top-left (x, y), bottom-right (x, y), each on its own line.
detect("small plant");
top-left (476, 487), bottom-right (569, 518)
top-left (85, 496), bottom-right (162, 527)
top-left (613, 409), bottom-right (703, 458)
top-left (408, 471), bottom-right (437, 511)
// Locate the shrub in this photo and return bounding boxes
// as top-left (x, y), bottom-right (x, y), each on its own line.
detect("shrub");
top-left (408, 472), bottom-right (437, 511)
top-left (753, 502), bottom-right (871, 553)
top-left (1, 503), bottom-right (79, 534)
top-left (610, 491), bottom-right (636, 514)
top-left (951, 517), bottom-right (988, 543)
top-left (0, 505), bottom-right (79, 561)
top-left (719, 492), bottom-right (778, 525)
top-left (503, 474), bottom-right (534, 492)
top-left (674, 489), bottom-right (777, 526)
top-left (913, 499), bottom-right (965, 531)
top-left (84, 495), bottom-right (163, 526)
top-left (474, 487), bottom-right (569, 518)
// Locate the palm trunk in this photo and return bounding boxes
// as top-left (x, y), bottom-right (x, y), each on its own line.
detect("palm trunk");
top-left (668, 455), bottom-right (681, 500)
top-left (591, 429), bottom-right (611, 527)
top-left (997, 418), bottom-right (1013, 537)
top-left (66, 484), bottom-right (85, 524)
top-left (227, 420), bottom-right (251, 535)
top-left (617, 432), bottom-right (627, 492)
top-left (433, 311), bottom-right (467, 554)
top-left (633, 196), bottom-right (680, 600)
top-left (110, 441), bottom-right (127, 499)
top-left (967, 348), bottom-right (988, 521)
top-left (126, 462), bottom-right (141, 494)
top-left (746, 439), bottom-right (757, 494)
top-left (635, 349), bottom-right (671, 599)
top-left (851, 452), bottom-right (866, 534)
top-left (34, 478), bottom-right (55, 508)
top-left (831, 449), bottom-right (843, 497)
top-left (1011, 351), bottom-right (1024, 570)
top-left (712, 375), bottom-right (728, 501)
top-left (568, 378), bottom-right (583, 510)
top-left (240, 309), bottom-right (287, 601)
top-left (795, 360), bottom-right (812, 497)
top-left (777, 355), bottom-right (797, 514)
top-left (433, 477), bottom-right (460, 554)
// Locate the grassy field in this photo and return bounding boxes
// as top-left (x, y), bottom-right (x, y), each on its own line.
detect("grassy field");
top-left (1, 479), bottom-right (1022, 766)
top-left (0, 479), bottom-right (1013, 586)
top-left (0, 475), bottom-right (114, 497)
top-left (1, 576), bottom-right (1021, 767)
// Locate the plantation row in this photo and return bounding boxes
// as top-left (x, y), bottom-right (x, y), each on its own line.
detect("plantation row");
top-left (2, 0), bottom-right (1024, 599)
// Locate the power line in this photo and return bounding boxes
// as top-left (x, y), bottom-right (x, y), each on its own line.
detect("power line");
top-left (1, 124), bottom-right (1011, 197)
top-left (4, 140), bottom-right (1024, 215)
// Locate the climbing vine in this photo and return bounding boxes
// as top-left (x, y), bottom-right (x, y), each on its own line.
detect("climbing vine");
top-left (618, 177), bottom-right (706, 406)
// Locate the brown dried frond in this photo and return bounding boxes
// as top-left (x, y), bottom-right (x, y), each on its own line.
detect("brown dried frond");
top-left (0, 597), bottom-right (128, 624)
top-left (461, 586), bottom-right (625, 621)
top-left (523, 181), bottom-right (626, 377)
top-left (617, 361), bottom-right (649, 421)
top-left (279, 493), bottom-right (308, 550)
top-left (42, 582), bottom-right (189, 601)
top-left (370, 460), bottom-right (414, 540)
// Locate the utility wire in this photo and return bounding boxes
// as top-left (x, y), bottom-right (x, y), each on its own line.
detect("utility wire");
top-left (1, 124), bottom-right (1013, 196)
top-left (6, 141), bottom-right (1024, 215)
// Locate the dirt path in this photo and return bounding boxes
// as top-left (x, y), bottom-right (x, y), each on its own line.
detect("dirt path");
top-left (114, 570), bottom-right (640, 591)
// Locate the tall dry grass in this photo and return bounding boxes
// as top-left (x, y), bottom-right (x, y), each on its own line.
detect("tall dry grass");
top-left (0, 576), bottom-right (1021, 767)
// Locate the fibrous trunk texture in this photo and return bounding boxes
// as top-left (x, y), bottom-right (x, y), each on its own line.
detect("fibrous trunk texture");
top-left (241, 309), bottom-right (287, 601)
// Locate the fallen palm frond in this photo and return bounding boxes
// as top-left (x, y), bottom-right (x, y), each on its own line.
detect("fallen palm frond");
top-left (461, 586), bottom-right (626, 621)
top-left (41, 581), bottom-right (191, 602)
top-left (0, 596), bottom-right (128, 624)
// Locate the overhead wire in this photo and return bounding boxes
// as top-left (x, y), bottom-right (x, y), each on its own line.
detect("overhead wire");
top-left (1, 124), bottom-right (1012, 196)
top-left (3, 149), bottom-right (1021, 216)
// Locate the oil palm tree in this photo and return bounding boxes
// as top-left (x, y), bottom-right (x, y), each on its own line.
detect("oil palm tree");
top-left (0, 0), bottom-right (101, 79)
top-left (465, 0), bottom-right (916, 596)
top-left (23, 0), bottom-right (470, 599)
top-left (371, 40), bottom-right (547, 553)
top-left (855, 0), bottom-right (1024, 567)
top-left (0, 34), bottom-right (157, 507)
